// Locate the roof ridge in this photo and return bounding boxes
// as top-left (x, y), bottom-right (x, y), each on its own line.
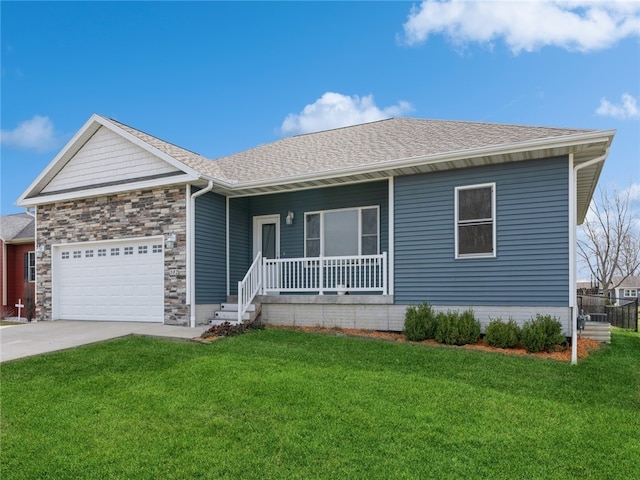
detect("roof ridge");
top-left (290, 117), bottom-right (397, 138)
top-left (394, 116), bottom-right (596, 132)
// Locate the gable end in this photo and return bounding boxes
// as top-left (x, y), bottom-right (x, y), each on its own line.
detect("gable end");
top-left (41, 126), bottom-right (182, 194)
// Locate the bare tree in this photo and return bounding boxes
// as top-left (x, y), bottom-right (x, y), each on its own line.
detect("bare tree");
top-left (578, 186), bottom-right (640, 298)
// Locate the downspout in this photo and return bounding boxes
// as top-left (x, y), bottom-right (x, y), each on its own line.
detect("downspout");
top-left (570, 149), bottom-right (609, 364)
top-left (189, 180), bottom-right (214, 328)
top-left (388, 177), bottom-right (394, 296)
top-left (226, 196), bottom-right (230, 298)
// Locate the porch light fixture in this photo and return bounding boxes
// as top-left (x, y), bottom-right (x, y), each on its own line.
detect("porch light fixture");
top-left (36, 244), bottom-right (45, 258)
top-left (286, 211), bottom-right (295, 225)
top-left (166, 233), bottom-right (177, 249)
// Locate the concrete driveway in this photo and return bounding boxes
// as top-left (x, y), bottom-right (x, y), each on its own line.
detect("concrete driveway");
top-left (0, 320), bottom-right (207, 362)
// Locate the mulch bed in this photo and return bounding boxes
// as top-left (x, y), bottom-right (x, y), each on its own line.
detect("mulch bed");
top-left (263, 325), bottom-right (601, 362)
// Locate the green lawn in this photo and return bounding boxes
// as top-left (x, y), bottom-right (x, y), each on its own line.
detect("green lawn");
top-left (1, 329), bottom-right (639, 479)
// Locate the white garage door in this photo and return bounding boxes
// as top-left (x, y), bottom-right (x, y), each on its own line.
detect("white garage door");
top-left (54, 238), bottom-right (164, 322)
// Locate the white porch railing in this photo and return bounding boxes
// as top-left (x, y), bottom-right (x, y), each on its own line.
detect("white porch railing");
top-left (237, 251), bottom-right (263, 323)
top-left (263, 252), bottom-right (387, 295)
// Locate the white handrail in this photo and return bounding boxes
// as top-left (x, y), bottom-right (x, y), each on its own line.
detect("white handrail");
top-left (262, 253), bottom-right (387, 295)
top-left (237, 251), bottom-right (263, 323)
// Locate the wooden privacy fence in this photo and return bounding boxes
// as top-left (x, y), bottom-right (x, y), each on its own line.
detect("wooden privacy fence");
top-left (577, 295), bottom-right (638, 332)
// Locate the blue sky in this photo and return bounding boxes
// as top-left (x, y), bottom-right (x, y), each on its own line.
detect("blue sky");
top-left (1, 1), bottom-right (639, 216)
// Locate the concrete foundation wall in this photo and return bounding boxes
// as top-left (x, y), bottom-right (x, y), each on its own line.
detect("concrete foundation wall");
top-left (259, 297), bottom-right (571, 334)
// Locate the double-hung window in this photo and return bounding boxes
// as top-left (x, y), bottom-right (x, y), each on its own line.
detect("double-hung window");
top-left (25, 251), bottom-right (36, 282)
top-left (305, 206), bottom-right (379, 257)
top-left (455, 183), bottom-right (496, 258)
top-left (623, 289), bottom-right (638, 297)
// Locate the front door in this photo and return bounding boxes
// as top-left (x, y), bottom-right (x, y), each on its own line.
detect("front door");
top-left (253, 215), bottom-right (280, 293)
top-left (253, 215), bottom-right (280, 260)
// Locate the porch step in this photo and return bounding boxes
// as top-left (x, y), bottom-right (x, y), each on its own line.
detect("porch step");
top-left (581, 321), bottom-right (611, 343)
top-left (220, 303), bottom-right (256, 312)
top-left (210, 303), bottom-right (262, 326)
top-left (214, 310), bottom-right (252, 321)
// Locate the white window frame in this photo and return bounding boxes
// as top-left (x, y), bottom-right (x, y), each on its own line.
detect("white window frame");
top-left (455, 183), bottom-right (496, 259)
top-left (623, 288), bottom-right (638, 297)
top-left (304, 205), bottom-right (380, 257)
top-left (27, 251), bottom-right (36, 283)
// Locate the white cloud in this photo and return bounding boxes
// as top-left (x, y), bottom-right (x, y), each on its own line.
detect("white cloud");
top-left (401, 0), bottom-right (640, 53)
top-left (280, 92), bottom-right (413, 135)
top-left (1, 115), bottom-right (59, 152)
top-left (596, 93), bottom-right (640, 119)
top-left (624, 183), bottom-right (640, 204)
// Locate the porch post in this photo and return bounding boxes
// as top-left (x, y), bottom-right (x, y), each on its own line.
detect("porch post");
top-left (319, 256), bottom-right (324, 295)
top-left (382, 251), bottom-right (388, 295)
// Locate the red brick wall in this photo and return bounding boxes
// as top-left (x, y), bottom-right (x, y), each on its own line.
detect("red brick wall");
top-left (2, 242), bottom-right (34, 314)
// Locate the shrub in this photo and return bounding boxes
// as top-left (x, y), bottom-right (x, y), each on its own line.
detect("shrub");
top-left (403, 302), bottom-right (437, 341)
top-left (458, 309), bottom-right (481, 345)
top-left (484, 318), bottom-right (521, 349)
top-left (435, 309), bottom-right (480, 346)
top-left (202, 318), bottom-right (263, 339)
top-left (520, 314), bottom-right (565, 353)
top-left (434, 311), bottom-right (457, 344)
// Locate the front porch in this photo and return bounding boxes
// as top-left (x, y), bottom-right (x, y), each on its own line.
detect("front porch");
top-left (233, 251), bottom-right (390, 325)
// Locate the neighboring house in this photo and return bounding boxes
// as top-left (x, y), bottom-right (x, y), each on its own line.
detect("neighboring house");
top-left (0, 213), bottom-right (35, 316)
top-left (609, 276), bottom-right (640, 304)
top-left (17, 114), bottom-right (615, 335)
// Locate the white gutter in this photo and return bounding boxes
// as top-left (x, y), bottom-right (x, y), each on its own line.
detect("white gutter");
top-left (188, 180), bottom-right (214, 328)
top-left (570, 149), bottom-right (609, 365)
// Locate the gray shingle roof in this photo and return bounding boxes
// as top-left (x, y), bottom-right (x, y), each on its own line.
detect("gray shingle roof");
top-left (612, 276), bottom-right (640, 288)
top-left (107, 116), bottom-right (595, 184)
top-left (109, 118), bottom-right (230, 181)
top-left (0, 213), bottom-right (35, 241)
top-left (209, 118), bottom-right (593, 183)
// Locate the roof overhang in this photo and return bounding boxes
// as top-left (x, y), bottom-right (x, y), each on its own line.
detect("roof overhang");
top-left (0, 237), bottom-right (35, 245)
top-left (212, 130), bottom-right (614, 224)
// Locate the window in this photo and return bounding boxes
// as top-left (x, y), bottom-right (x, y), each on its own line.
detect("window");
top-left (623, 289), bottom-right (638, 297)
top-left (138, 245), bottom-right (148, 254)
top-left (85, 250), bottom-right (94, 258)
top-left (152, 244), bottom-right (162, 254)
top-left (61, 251), bottom-right (70, 260)
top-left (111, 248), bottom-right (120, 256)
top-left (304, 206), bottom-right (379, 257)
top-left (24, 252), bottom-right (36, 282)
top-left (124, 247), bottom-right (134, 256)
top-left (73, 251), bottom-right (82, 259)
top-left (455, 183), bottom-right (496, 258)
top-left (98, 249), bottom-right (107, 257)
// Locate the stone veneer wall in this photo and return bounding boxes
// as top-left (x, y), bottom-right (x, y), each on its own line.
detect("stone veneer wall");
top-left (36, 186), bottom-right (188, 325)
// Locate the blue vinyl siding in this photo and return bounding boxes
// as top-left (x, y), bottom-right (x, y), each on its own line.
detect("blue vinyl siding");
top-left (224, 182), bottom-right (388, 294)
top-left (228, 197), bottom-right (250, 296)
top-left (394, 156), bottom-right (569, 306)
top-left (194, 191), bottom-right (227, 303)
top-left (246, 180), bottom-right (389, 261)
